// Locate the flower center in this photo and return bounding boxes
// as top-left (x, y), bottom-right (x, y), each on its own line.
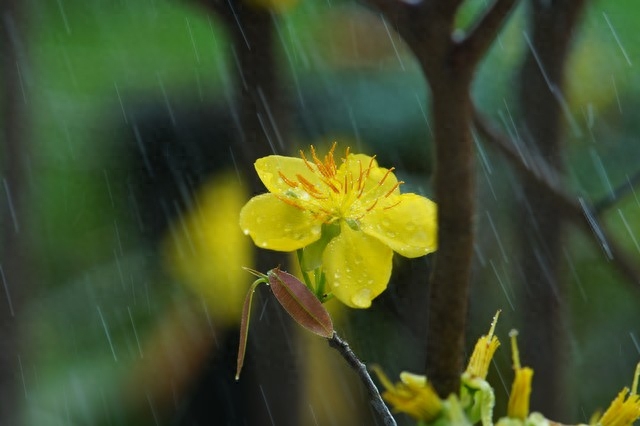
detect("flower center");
top-left (277, 143), bottom-right (402, 222)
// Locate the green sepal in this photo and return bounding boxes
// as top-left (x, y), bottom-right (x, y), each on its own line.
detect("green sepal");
top-left (300, 223), bottom-right (340, 271)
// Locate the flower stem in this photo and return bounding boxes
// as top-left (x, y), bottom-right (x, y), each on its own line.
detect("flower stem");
top-left (327, 333), bottom-right (397, 426)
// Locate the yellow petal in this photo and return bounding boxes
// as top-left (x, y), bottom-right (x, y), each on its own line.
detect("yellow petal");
top-left (322, 223), bottom-right (393, 308)
top-left (507, 367), bottom-right (533, 420)
top-left (465, 311), bottom-right (501, 379)
top-left (255, 155), bottom-right (324, 197)
top-left (361, 193), bottom-right (437, 258)
top-left (239, 193), bottom-right (322, 251)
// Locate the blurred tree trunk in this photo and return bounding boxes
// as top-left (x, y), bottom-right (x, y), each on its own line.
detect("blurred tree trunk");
top-left (517, 0), bottom-right (586, 420)
top-left (192, 2), bottom-right (299, 424)
top-left (227, 6), bottom-right (300, 426)
top-left (0, 0), bottom-right (30, 424)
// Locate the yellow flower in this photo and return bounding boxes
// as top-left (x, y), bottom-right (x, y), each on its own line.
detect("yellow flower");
top-left (373, 366), bottom-right (443, 422)
top-left (598, 363), bottom-right (640, 426)
top-left (465, 310), bottom-right (501, 380)
top-left (462, 311), bottom-right (501, 426)
top-left (506, 330), bottom-right (533, 421)
top-left (239, 143), bottom-right (437, 308)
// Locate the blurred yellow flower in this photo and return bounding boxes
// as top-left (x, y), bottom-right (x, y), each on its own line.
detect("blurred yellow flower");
top-left (164, 172), bottom-right (252, 324)
top-left (373, 366), bottom-right (443, 422)
top-left (598, 363), bottom-right (640, 426)
top-left (239, 143), bottom-right (437, 308)
top-left (506, 330), bottom-right (533, 421)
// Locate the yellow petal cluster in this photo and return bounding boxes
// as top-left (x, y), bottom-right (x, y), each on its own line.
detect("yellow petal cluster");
top-left (374, 367), bottom-right (443, 422)
top-left (239, 143), bottom-right (437, 308)
top-left (466, 311), bottom-right (501, 380)
top-left (598, 363), bottom-right (640, 426)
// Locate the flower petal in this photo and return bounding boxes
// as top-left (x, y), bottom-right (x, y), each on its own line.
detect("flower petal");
top-left (361, 193), bottom-right (437, 258)
top-left (255, 155), bottom-right (323, 196)
top-left (322, 223), bottom-right (393, 308)
top-left (239, 193), bottom-right (322, 251)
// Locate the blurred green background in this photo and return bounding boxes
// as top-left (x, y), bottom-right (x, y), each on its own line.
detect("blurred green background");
top-left (1, 0), bottom-right (639, 424)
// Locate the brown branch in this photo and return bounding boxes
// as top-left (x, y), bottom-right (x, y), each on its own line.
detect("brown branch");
top-left (456, 0), bottom-right (518, 68)
top-left (363, 0), bottom-right (516, 398)
top-left (328, 333), bottom-right (397, 426)
top-left (473, 109), bottom-right (640, 292)
top-left (1, 2), bottom-right (30, 424)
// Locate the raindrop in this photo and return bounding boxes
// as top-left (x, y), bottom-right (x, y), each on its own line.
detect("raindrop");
top-left (351, 289), bottom-right (372, 308)
top-left (243, 229), bottom-right (250, 235)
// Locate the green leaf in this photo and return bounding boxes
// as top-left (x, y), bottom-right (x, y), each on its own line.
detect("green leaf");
top-left (267, 268), bottom-right (334, 338)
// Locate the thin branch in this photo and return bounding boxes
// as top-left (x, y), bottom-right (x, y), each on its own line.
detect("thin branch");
top-left (328, 333), bottom-right (397, 426)
top-left (593, 169), bottom-right (640, 214)
top-left (456, 0), bottom-right (518, 67)
top-left (473, 108), bottom-right (640, 292)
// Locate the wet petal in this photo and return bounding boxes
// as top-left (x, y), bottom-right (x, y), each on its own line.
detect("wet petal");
top-left (361, 193), bottom-right (437, 258)
top-left (255, 155), bottom-right (324, 196)
top-left (239, 193), bottom-right (322, 251)
top-left (322, 224), bottom-right (393, 308)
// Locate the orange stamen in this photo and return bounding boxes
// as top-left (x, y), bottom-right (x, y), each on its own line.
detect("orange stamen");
top-left (299, 150), bottom-right (315, 172)
top-left (379, 167), bottom-right (395, 186)
top-left (385, 181), bottom-right (403, 198)
top-left (296, 174), bottom-right (325, 198)
top-left (275, 194), bottom-right (305, 210)
top-left (383, 199), bottom-right (402, 210)
top-left (278, 171), bottom-right (299, 188)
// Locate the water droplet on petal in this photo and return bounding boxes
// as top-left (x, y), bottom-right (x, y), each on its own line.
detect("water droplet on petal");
top-left (243, 229), bottom-right (250, 235)
top-left (351, 288), bottom-right (372, 308)
top-left (260, 242), bottom-right (267, 247)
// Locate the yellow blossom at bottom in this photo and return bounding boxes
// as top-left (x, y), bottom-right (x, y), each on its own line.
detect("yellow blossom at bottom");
top-left (507, 330), bottom-right (533, 421)
top-left (373, 366), bottom-right (443, 422)
top-left (466, 310), bottom-right (501, 380)
top-left (598, 363), bottom-right (640, 426)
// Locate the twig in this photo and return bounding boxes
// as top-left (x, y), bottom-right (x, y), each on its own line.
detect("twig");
top-left (473, 108), bottom-right (640, 292)
top-left (593, 169), bottom-right (640, 214)
top-left (456, 0), bottom-right (518, 67)
top-left (328, 333), bottom-right (397, 426)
